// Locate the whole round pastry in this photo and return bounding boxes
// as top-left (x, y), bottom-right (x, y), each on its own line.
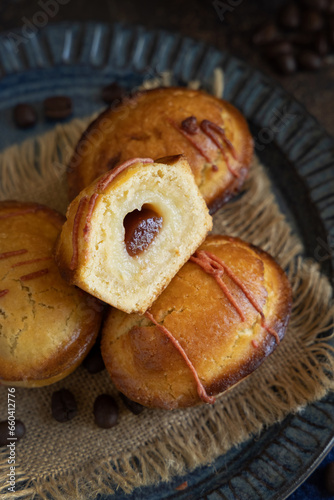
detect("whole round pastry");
top-left (0, 201), bottom-right (103, 387)
top-left (101, 235), bottom-right (292, 409)
top-left (68, 87), bottom-right (253, 213)
top-left (56, 155), bottom-right (212, 314)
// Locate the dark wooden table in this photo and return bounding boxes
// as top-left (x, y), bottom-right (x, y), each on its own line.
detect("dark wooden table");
top-left (1, 0), bottom-right (334, 137)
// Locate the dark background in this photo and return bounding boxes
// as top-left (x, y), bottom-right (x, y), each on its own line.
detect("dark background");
top-left (1, 1), bottom-right (334, 499)
top-left (1, 0), bottom-right (334, 137)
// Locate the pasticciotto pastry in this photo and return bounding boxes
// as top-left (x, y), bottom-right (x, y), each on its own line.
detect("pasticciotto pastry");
top-left (101, 235), bottom-right (292, 409)
top-left (0, 201), bottom-right (103, 388)
top-left (67, 87), bottom-right (254, 213)
top-left (56, 155), bottom-right (212, 314)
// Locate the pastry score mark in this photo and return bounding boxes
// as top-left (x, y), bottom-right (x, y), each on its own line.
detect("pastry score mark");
top-left (70, 196), bottom-right (88, 271)
top-left (20, 268), bottom-right (49, 281)
top-left (168, 116), bottom-right (239, 177)
top-left (168, 118), bottom-right (211, 163)
top-left (145, 311), bottom-right (216, 405)
top-left (190, 251), bottom-right (245, 321)
top-left (83, 193), bottom-right (99, 241)
top-left (0, 249), bottom-right (28, 260)
top-left (70, 158), bottom-right (155, 268)
top-left (200, 120), bottom-right (239, 178)
top-left (11, 256), bottom-right (52, 268)
top-left (97, 157), bottom-right (154, 192)
top-left (192, 250), bottom-right (280, 344)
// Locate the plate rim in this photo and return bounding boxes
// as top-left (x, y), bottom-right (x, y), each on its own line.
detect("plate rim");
top-left (0, 20), bottom-right (333, 500)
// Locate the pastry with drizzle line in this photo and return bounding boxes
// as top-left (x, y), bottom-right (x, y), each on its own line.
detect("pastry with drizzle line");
top-left (0, 201), bottom-right (103, 388)
top-left (101, 235), bottom-right (292, 409)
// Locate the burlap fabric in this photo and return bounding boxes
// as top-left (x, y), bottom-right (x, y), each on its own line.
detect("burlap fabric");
top-left (0, 77), bottom-right (333, 499)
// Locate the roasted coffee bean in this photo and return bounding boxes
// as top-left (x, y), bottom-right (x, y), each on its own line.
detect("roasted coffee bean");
top-left (13, 103), bottom-right (37, 129)
top-left (279, 3), bottom-right (301, 29)
top-left (0, 420), bottom-right (26, 447)
top-left (314, 32), bottom-right (329, 55)
top-left (273, 53), bottom-right (297, 74)
top-left (94, 394), bottom-right (118, 429)
top-left (325, 461), bottom-right (334, 495)
top-left (263, 40), bottom-right (294, 59)
top-left (44, 96), bottom-right (72, 120)
top-left (252, 23), bottom-right (279, 45)
top-left (83, 342), bottom-right (105, 374)
top-left (301, 10), bottom-right (324, 31)
top-left (181, 116), bottom-right (199, 134)
top-left (101, 82), bottom-right (126, 105)
top-left (119, 392), bottom-right (145, 415)
top-left (298, 49), bottom-right (323, 70)
top-left (51, 388), bottom-right (77, 422)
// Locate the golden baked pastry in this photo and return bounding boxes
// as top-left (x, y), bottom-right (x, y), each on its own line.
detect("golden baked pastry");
top-left (68, 87), bottom-right (253, 213)
top-left (101, 235), bottom-right (292, 409)
top-left (0, 201), bottom-right (102, 388)
top-left (56, 155), bottom-right (212, 314)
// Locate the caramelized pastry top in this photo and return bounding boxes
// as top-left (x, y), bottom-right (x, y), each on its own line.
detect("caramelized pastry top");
top-left (0, 201), bottom-right (102, 387)
top-left (68, 87), bottom-right (253, 212)
top-left (101, 235), bottom-right (292, 409)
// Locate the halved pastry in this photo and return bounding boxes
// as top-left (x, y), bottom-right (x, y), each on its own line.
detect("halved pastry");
top-left (56, 155), bottom-right (212, 314)
top-left (101, 235), bottom-right (292, 409)
top-left (68, 87), bottom-right (254, 213)
top-left (0, 201), bottom-right (102, 388)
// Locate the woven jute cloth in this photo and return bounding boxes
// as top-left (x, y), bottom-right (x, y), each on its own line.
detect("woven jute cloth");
top-left (0, 77), bottom-right (334, 499)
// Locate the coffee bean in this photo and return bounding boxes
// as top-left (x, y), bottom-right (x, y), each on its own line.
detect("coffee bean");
top-left (94, 394), bottom-right (118, 429)
top-left (279, 3), bottom-right (301, 29)
top-left (301, 10), bottom-right (324, 31)
top-left (51, 388), bottom-right (77, 422)
top-left (252, 23), bottom-right (279, 45)
top-left (13, 103), bottom-right (37, 129)
top-left (44, 96), bottom-right (72, 120)
top-left (0, 420), bottom-right (26, 447)
top-left (119, 392), bottom-right (145, 415)
top-left (273, 53), bottom-right (297, 74)
top-left (314, 32), bottom-right (329, 55)
top-left (325, 461), bottom-right (334, 495)
top-left (263, 40), bottom-right (294, 59)
top-left (101, 82), bottom-right (126, 105)
top-left (181, 116), bottom-right (199, 134)
top-left (83, 342), bottom-right (105, 374)
top-left (298, 49), bottom-right (323, 70)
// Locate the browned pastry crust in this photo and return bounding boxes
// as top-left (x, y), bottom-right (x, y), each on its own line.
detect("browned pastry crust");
top-left (67, 87), bottom-right (254, 213)
top-left (0, 201), bottom-right (103, 387)
top-left (101, 235), bottom-right (292, 409)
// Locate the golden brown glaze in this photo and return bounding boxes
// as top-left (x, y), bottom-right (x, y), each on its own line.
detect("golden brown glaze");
top-left (67, 88), bottom-right (254, 213)
top-left (101, 235), bottom-right (292, 409)
top-left (0, 201), bottom-right (103, 387)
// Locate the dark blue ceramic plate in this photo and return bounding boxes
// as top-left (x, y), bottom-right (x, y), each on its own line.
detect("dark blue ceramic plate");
top-left (0, 22), bottom-right (333, 500)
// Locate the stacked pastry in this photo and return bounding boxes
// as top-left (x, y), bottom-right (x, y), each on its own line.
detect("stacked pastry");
top-left (1, 87), bottom-right (292, 409)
